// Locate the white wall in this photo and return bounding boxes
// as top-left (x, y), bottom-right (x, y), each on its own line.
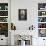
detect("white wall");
top-left (11, 0), bottom-right (46, 46)
top-left (11, 0), bottom-right (46, 30)
top-left (11, 0), bottom-right (38, 30)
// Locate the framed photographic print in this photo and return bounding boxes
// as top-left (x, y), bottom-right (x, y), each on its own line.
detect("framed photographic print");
top-left (18, 9), bottom-right (27, 20)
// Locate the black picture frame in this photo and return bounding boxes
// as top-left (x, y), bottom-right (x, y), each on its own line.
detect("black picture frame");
top-left (18, 9), bottom-right (27, 20)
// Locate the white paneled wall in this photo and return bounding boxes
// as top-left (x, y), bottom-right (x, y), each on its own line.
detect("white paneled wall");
top-left (11, 0), bottom-right (46, 46)
top-left (11, 0), bottom-right (34, 30)
top-left (0, 0), bottom-right (46, 46)
top-left (11, 0), bottom-right (46, 29)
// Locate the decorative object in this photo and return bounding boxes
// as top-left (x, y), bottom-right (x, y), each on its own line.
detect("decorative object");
top-left (5, 6), bottom-right (8, 10)
top-left (21, 40), bottom-right (25, 46)
top-left (38, 17), bottom-right (46, 22)
top-left (0, 11), bottom-right (8, 16)
top-left (19, 35), bottom-right (32, 45)
top-left (0, 23), bottom-right (8, 37)
top-left (42, 12), bottom-right (45, 15)
top-left (15, 35), bottom-right (32, 46)
top-left (0, 6), bottom-right (1, 10)
top-left (0, 17), bottom-right (8, 22)
top-left (0, 3), bottom-right (8, 10)
top-left (29, 25), bottom-right (35, 30)
top-left (39, 29), bottom-right (46, 37)
top-left (18, 9), bottom-right (27, 20)
top-left (38, 23), bottom-right (46, 28)
top-left (11, 23), bottom-right (16, 30)
top-left (38, 11), bottom-right (46, 16)
top-left (38, 3), bottom-right (46, 10)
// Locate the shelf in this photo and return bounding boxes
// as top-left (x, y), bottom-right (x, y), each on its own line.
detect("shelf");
top-left (38, 22), bottom-right (46, 23)
top-left (38, 15), bottom-right (46, 17)
top-left (38, 10), bottom-right (46, 11)
top-left (38, 3), bottom-right (46, 37)
top-left (0, 3), bottom-right (8, 37)
top-left (38, 28), bottom-right (46, 29)
top-left (0, 16), bottom-right (8, 17)
top-left (0, 10), bottom-right (8, 11)
top-left (38, 37), bottom-right (46, 39)
top-left (0, 22), bottom-right (8, 23)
